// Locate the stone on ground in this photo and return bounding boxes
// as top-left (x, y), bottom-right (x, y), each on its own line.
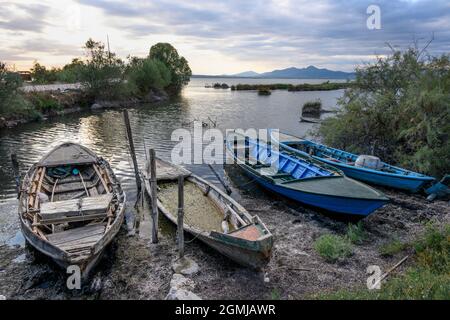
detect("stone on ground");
top-left (172, 256), bottom-right (199, 276)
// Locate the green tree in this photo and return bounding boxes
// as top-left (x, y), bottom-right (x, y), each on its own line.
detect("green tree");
top-left (318, 48), bottom-right (450, 177)
top-left (126, 56), bottom-right (171, 95)
top-left (79, 38), bottom-right (125, 99)
top-left (57, 58), bottom-right (85, 83)
top-left (0, 62), bottom-right (33, 118)
top-left (149, 43), bottom-right (191, 93)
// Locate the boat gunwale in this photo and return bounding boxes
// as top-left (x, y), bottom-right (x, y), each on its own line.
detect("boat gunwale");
top-left (142, 159), bottom-right (273, 245)
top-left (225, 134), bottom-right (389, 201)
top-left (18, 145), bottom-right (126, 267)
top-left (272, 130), bottom-right (435, 181)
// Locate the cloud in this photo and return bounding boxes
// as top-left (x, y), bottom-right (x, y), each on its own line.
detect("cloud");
top-left (2, 0), bottom-right (450, 72)
top-left (0, 2), bottom-right (51, 32)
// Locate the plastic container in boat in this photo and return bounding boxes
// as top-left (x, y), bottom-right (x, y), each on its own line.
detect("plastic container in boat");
top-left (355, 155), bottom-right (382, 170)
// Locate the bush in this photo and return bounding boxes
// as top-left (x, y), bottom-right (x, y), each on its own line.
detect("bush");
top-left (126, 57), bottom-right (171, 96)
top-left (414, 223), bottom-right (450, 274)
top-left (79, 38), bottom-right (126, 100)
top-left (149, 43), bottom-right (192, 94)
top-left (318, 48), bottom-right (450, 177)
top-left (302, 100), bottom-right (322, 117)
top-left (314, 234), bottom-right (353, 262)
top-left (346, 222), bottom-right (367, 244)
top-left (379, 239), bottom-right (408, 257)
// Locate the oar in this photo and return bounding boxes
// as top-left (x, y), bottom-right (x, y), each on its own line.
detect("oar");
top-left (208, 164), bottom-right (232, 195)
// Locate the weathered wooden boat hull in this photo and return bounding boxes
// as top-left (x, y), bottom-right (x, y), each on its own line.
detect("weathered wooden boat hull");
top-left (18, 143), bottom-right (126, 279)
top-left (271, 130), bottom-right (435, 192)
top-left (143, 159), bottom-right (273, 269)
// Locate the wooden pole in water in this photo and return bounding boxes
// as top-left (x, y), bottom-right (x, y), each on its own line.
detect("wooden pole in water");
top-left (233, 136), bottom-right (238, 162)
top-left (149, 149), bottom-right (159, 243)
top-left (177, 175), bottom-right (185, 258)
top-left (11, 154), bottom-right (20, 198)
top-left (244, 136), bottom-right (249, 165)
top-left (123, 109), bottom-right (141, 194)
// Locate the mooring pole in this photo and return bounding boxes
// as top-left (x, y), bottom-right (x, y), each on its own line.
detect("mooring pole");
top-left (177, 175), bottom-right (185, 258)
top-left (256, 137), bottom-right (260, 164)
top-left (244, 136), bottom-right (249, 165)
top-left (123, 109), bottom-right (141, 194)
top-left (11, 154), bottom-right (20, 198)
top-left (149, 149), bottom-right (159, 243)
top-left (233, 136), bottom-right (238, 161)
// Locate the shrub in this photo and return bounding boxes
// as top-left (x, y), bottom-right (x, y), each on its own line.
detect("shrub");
top-left (318, 48), bottom-right (450, 177)
top-left (149, 43), bottom-right (191, 94)
top-left (314, 234), bottom-right (353, 262)
top-left (379, 239), bottom-right (408, 257)
top-left (79, 38), bottom-right (126, 100)
top-left (302, 100), bottom-right (322, 117)
top-left (126, 57), bottom-right (171, 96)
top-left (346, 222), bottom-right (367, 244)
top-left (414, 223), bottom-right (450, 274)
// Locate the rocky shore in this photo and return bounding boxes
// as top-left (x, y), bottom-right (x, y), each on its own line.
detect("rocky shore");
top-left (0, 168), bottom-right (448, 300)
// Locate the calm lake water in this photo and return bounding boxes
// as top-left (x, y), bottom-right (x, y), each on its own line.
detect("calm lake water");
top-left (0, 78), bottom-right (344, 244)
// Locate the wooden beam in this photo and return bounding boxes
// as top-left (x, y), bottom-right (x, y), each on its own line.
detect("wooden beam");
top-left (150, 149), bottom-right (159, 244)
top-left (177, 175), bottom-right (185, 258)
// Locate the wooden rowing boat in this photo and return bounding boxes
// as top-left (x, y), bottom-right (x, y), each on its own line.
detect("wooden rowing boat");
top-left (142, 158), bottom-right (273, 269)
top-left (271, 130), bottom-right (436, 192)
top-left (226, 132), bottom-right (389, 216)
top-left (18, 142), bottom-right (126, 279)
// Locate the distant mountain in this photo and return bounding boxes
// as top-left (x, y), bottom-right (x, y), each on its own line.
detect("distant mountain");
top-left (229, 71), bottom-right (261, 77)
top-left (259, 66), bottom-right (354, 79)
top-left (193, 65), bottom-right (354, 79)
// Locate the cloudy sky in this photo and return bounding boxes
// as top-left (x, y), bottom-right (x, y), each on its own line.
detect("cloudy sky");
top-left (1, 0), bottom-right (449, 74)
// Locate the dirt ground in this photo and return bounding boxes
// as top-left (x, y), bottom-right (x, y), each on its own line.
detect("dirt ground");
top-left (0, 167), bottom-right (449, 300)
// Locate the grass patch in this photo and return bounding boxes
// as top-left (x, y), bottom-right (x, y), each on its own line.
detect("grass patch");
top-left (379, 239), bottom-right (408, 257)
top-left (317, 223), bottom-right (450, 300)
top-left (346, 222), bottom-right (367, 244)
top-left (314, 234), bottom-right (353, 262)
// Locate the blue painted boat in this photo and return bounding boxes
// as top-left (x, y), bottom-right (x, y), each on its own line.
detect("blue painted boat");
top-left (270, 130), bottom-right (436, 193)
top-left (225, 132), bottom-right (389, 216)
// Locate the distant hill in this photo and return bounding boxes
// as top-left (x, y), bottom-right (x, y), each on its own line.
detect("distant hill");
top-left (193, 65), bottom-right (355, 79)
top-left (259, 66), bottom-right (354, 79)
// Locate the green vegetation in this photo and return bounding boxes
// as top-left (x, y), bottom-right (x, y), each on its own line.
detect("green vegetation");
top-left (149, 43), bottom-right (192, 94)
top-left (379, 239), bottom-right (409, 257)
top-left (317, 224), bottom-right (450, 300)
top-left (1, 40), bottom-right (191, 126)
top-left (302, 100), bottom-right (322, 117)
top-left (314, 234), bottom-right (353, 262)
top-left (0, 62), bottom-right (38, 121)
top-left (258, 88), bottom-right (271, 95)
top-left (230, 82), bottom-right (350, 92)
top-left (78, 38), bottom-right (126, 100)
top-left (346, 222), bottom-right (367, 245)
top-left (126, 56), bottom-right (171, 96)
top-left (213, 83), bottom-right (229, 89)
top-left (318, 48), bottom-right (450, 177)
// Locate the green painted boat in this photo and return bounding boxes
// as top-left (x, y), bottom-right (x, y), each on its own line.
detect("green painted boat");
top-left (142, 158), bottom-right (273, 269)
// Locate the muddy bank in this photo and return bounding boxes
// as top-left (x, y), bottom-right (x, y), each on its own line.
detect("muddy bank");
top-left (0, 171), bottom-right (448, 300)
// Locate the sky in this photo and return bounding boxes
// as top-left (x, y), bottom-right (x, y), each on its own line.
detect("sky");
top-left (1, 0), bottom-right (449, 74)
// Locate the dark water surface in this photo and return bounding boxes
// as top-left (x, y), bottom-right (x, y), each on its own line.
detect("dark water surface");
top-left (0, 78), bottom-right (344, 244)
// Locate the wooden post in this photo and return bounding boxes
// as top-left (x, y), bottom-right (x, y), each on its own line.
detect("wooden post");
top-left (11, 154), bottom-right (20, 198)
top-left (149, 149), bottom-right (158, 243)
top-left (233, 136), bottom-right (238, 161)
top-left (177, 175), bottom-right (185, 258)
top-left (256, 137), bottom-right (260, 164)
top-left (123, 109), bottom-right (141, 194)
top-left (244, 136), bottom-right (249, 165)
